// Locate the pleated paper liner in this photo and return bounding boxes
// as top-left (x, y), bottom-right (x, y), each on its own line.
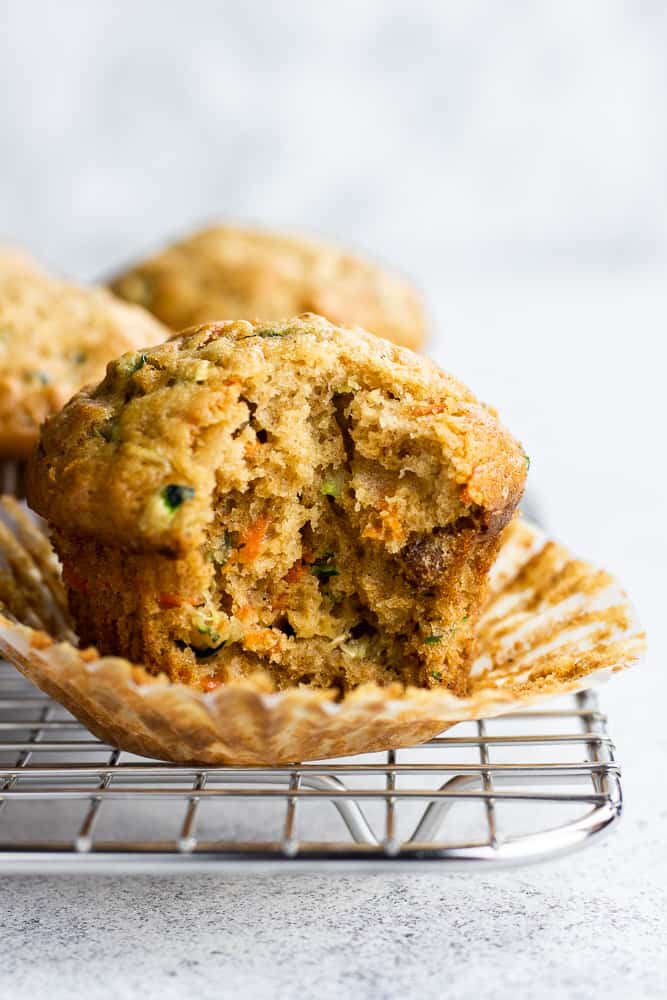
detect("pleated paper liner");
top-left (0, 497), bottom-right (645, 764)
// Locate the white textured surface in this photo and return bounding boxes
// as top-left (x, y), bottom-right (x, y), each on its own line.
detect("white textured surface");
top-left (1, 861), bottom-right (665, 1000)
top-left (1, 2), bottom-right (665, 997)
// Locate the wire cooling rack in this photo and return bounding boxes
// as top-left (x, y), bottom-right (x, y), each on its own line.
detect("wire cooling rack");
top-left (0, 659), bottom-right (621, 872)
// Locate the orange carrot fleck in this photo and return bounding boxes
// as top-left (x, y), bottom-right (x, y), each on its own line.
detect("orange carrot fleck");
top-left (236, 604), bottom-right (258, 623)
top-left (202, 677), bottom-right (222, 692)
top-left (284, 559), bottom-right (307, 585)
top-left (157, 592), bottom-right (184, 608)
top-left (244, 439), bottom-right (261, 459)
top-left (409, 402), bottom-right (448, 418)
top-left (362, 506), bottom-right (405, 544)
top-left (238, 515), bottom-right (270, 564)
top-left (243, 628), bottom-right (281, 656)
top-left (157, 592), bottom-right (204, 609)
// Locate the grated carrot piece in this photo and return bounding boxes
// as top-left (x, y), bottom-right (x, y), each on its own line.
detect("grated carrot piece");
top-left (284, 559), bottom-right (307, 585)
top-left (361, 505), bottom-right (405, 544)
top-left (244, 439), bottom-right (261, 459)
top-left (236, 604), bottom-right (258, 623)
top-left (409, 402), bottom-right (448, 418)
top-left (202, 677), bottom-right (222, 692)
top-left (238, 515), bottom-right (270, 564)
top-left (157, 592), bottom-right (204, 609)
top-left (243, 628), bottom-right (281, 656)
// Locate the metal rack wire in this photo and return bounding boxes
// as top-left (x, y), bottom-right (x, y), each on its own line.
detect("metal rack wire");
top-left (0, 659), bottom-right (621, 872)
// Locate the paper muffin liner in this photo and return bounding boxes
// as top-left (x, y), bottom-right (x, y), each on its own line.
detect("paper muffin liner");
top-left (0, 497), bottom-right (645, 764)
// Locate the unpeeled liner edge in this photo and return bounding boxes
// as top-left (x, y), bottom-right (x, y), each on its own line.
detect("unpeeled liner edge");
top-left (0, 512), bottom-right (646, 764)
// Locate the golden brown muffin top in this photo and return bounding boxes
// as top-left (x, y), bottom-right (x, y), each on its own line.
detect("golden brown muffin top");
top-left (0, 250), bottom-right (170, 459)
top-left (109, 225), bottom-right (428, 350)
top-left (28, 314), bottom-right (526, 554)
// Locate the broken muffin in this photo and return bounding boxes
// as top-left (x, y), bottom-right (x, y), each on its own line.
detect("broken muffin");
top-left (109, 224), bottom-right (428, 350)
top-left (27, 315), bottom-right (526, 695)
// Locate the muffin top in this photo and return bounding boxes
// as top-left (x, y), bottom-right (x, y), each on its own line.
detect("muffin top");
top-left (0, 250), bottom-right (169, 459)
top-left (28, 314), bottom-right (526, 555)
top-left (109, 225), bottom-right (428, 351)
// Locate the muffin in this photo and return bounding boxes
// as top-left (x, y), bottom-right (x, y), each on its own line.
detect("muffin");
top-left (27, 315), bottom-right (527, 696)
top-left (0, 249), bottom-right (169, 469)
top-left (109, 225), bottom-right (428, 350)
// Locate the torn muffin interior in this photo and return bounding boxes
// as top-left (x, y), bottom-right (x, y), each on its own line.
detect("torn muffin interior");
top-left (178, 408), bottom-right (472, 689)
top-left (29, 317), bottom-right (527, 696)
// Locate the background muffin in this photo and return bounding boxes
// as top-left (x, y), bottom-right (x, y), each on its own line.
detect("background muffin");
top-left (28, 315), bottom-right (526, 696)
top-left (109, 225), bottom-right (428, 350)
top-left (0, 248), bottom-right (169, 463)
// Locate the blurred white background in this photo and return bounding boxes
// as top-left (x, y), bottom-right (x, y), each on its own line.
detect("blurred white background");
top-left (2, 0), bottom-right (666, 281)
top-left (0, 3), bottom-right (665, 998)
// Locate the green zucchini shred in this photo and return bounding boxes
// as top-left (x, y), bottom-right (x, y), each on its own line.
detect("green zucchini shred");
top-left (118, 352), bottom-right (148, 377)
top-left (97, 418), bottom-right (121, 443)
top-left (161, 484), bottom-right (196, 512)
top-left (197, 625), bottom-right (221, 645)
top-left (321, 468), bottom-right (345, 499)
top-left (239, 325), bottom-right (296, 340)
top-left (311, 553), bottom-right (339, 580)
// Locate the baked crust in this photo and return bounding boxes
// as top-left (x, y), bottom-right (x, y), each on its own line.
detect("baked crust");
top-left (0, 248), bottom-right (169, 459)
top-left (28, 315), bottom-right (527, 694)
top-left (109, 225), bottom-right (428, 350)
